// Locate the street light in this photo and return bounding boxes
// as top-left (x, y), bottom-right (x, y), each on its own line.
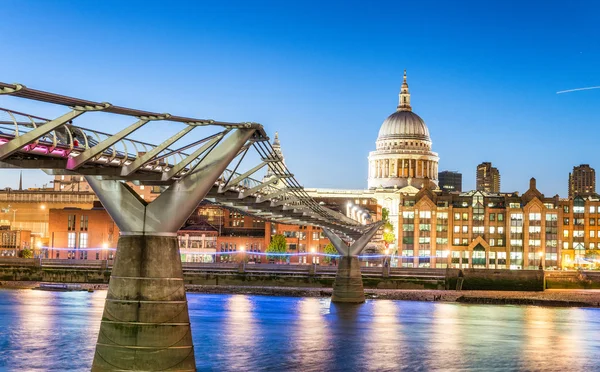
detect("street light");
top-left (102, 242), bottom-right (109, 261)
top-left (310, 247), bottom-right (316, 264)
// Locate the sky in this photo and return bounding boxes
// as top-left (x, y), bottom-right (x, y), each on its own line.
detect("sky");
top-left (0, 0), bottom-right (598, 197)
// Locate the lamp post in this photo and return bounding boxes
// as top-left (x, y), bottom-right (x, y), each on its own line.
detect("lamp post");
top-left (538, 250), bottom-right (543, 270)
top-left (384, 248), bottom-right (390, 267)
top-left (102, 242), bottom-right (109, 261)
top-left (310, 247), bottom-right (316, 264)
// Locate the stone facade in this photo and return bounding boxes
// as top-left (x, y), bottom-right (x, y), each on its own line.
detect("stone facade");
top-left (368, 71), bottom-right (439, 190)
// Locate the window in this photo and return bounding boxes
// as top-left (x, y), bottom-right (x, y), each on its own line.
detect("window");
top-left (498, 226), bottom-right (504, 234)
top-left (574, 230), bottom-right (584, 238)
top-left (436, 238), bottom-right (448, 245)
top-left (546, 214), bottom-right (558, 222)
top-left (563, 206), bottom-right (569, 213)
top-left (490, 213), bottom-right (496, 221)
top-left (79, 233), bottom-right (88, 248)
top-left (454, 213), bottom-right (460, 221)
top-left (462, 225), bottom-right (468, 233)
top-left (419, 211), bottom-right (431, 219)
top-left (564, 218), bottom-right (570, 225)
top-left (453, 238), bottom-right (460, 245)
top-left (490, 238), bottom-right (495, 246)
top-left (67, 232), bottom-right (76, 248)
top-left (498, 238), bottom-right (504, 246)
top-left (473, 226), bottom-right (484, 234)
top-left (591, 206), bottom-right (596, 214)
top-left (563, 230), bottom-right (569, 238)
top-left (454, 226), bottom-right (460, 233)
top-left (403, 211), bottom-right (415, 219)
top-left (498, 213), bottom-right (504, 222)
top-left (67, 214), bottom-right (76, 231)
top-left (529, 226), bottom-right (541, 234)
top-left (591, 231), bottom-right (596, 238)
top-left (591, 218), bottom-right (596, 226)
top-left (80, 215), bottom-right (88, 231)
top-left (288, 244), bottom-right (297, 250)
top-left (490, 226), bottom-right (496, 234)
top-left (462, 213), bottom-right (468, 221)
top-left (528, 213), bottom-right (541, 221)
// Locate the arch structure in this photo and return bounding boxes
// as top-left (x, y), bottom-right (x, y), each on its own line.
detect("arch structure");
top-left (0, 82), bottom-right (381, 371)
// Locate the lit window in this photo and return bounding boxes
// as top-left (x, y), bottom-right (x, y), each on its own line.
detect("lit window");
top-left (79, 233), bottom-right (88, 248)
top-left (563, 230), bottom-right (569, 238)
top-left (67, 232), bottom-right (76, 248)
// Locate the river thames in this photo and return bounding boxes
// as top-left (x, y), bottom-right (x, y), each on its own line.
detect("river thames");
top-left (0, 289), bottom-right (599, 371)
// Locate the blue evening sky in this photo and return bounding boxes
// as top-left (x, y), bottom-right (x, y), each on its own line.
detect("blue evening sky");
top-left (0, 0), bottom-right (598, 197)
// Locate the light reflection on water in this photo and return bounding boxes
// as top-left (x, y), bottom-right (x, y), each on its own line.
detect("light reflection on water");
top-left (1, 289), bottom-right (600, 371)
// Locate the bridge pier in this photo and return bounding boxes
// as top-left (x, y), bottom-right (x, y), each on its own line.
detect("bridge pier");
top-left (323, 222), bottom-right (383, 304)
top-left (92, 235), bottom-right (195, 371)
top-left (87, 129), bottom-right (255, 372)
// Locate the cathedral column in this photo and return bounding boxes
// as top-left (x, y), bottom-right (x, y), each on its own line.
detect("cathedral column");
top-left (384, 159), bottom-right (388, 178)
top-left (427, 161), bottom-right (431, 178)
top-left (408, 159), bottom-right (412, 178)
top-left (401, 159), bottom-right (405, 177)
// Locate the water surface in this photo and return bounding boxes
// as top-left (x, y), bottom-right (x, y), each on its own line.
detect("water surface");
top-left (0, 289), bottom-right (599, 371)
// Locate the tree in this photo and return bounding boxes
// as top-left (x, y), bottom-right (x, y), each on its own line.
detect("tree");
top-left (323, 243), bottom-right (338, 263)
top-left (585, 249), bottom-right (600, 260)
top-left (21, 248), bottom-right (33, 259)
top-left (266, 234), bottom-right (287, 263)
top-left (382, 208), bottom-right (396, 245)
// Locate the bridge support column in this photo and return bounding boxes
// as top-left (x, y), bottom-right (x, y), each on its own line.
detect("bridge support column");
top-left (322, 222), bottom-right (383, 304)
top-left (88, 128), bottom-right (256, 371)
top-left (92, 235), bottom-right (195, 371)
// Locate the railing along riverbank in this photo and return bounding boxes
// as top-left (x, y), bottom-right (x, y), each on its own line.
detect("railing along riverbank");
top-left (1, 258), bottom-right (600, 290)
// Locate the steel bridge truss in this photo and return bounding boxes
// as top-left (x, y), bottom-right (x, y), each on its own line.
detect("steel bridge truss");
top-left (0, 82), bottom-right (375, 239)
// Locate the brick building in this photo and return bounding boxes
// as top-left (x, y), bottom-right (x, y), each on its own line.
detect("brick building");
top-left (396, 177), bottom-right (600, 270)
top-left (48, 204), bottom-right (119, 260)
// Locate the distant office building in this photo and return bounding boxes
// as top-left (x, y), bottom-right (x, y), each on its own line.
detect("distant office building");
top-left (438, 171), bottom-right (462, 192)
top-left (476, 162), bottom-right (500, 193)
top-left (569, 164), bottom-right (596, 198)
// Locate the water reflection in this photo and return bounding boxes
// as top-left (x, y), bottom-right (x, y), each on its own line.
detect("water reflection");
top-left (1, 289), bottom-right (600, 371)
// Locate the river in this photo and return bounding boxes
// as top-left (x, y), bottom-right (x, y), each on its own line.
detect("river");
top-left (0, 289), bottom-right (599, 371)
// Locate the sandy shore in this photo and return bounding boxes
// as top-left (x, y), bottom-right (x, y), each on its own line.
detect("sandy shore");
top-left (3, 281), bottom-right (599, 307)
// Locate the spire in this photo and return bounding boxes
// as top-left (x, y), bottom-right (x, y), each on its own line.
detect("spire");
top-left (397, 69), bottom-right (412, 112)
top-left (273, 131), bottom-right (280, 147)
top-left (18, 171), bottom-right (22, 191)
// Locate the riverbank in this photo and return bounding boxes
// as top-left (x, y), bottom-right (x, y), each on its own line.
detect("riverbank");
top-left (3, 280), bottom-right (600, 307)
top-left (186, 285), bottom-right (600, 307)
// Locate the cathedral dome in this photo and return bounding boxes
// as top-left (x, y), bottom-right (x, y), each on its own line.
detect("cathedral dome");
top-left (378, 110), bottom-right (430, 142)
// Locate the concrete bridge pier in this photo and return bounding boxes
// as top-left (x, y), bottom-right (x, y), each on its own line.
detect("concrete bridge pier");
top-left (323, 222), bottom-right (383, 303)
top-left (87, 129), bottom-right (255, 372)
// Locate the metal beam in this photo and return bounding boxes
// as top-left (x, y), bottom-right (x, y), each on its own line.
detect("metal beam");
top-left (240, 175), bottom-right (292, 198)
top-left (218, 161), bottom-right (270, 193)
top-left (162, 131), bottom-right (228, 180)
top-left (67, 117), bottom-right (156, 170)
top-left (0, 109), bottom-right (88, 160)
top-left (120, 125), bottom-right (194, 176)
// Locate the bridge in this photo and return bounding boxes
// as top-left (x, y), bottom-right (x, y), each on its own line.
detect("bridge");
top-left (0, 82), bottom-right (383, 371)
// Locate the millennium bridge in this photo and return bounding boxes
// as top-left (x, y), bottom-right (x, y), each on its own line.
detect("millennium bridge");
top-left (0, 82), bottom-right (382, 371)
